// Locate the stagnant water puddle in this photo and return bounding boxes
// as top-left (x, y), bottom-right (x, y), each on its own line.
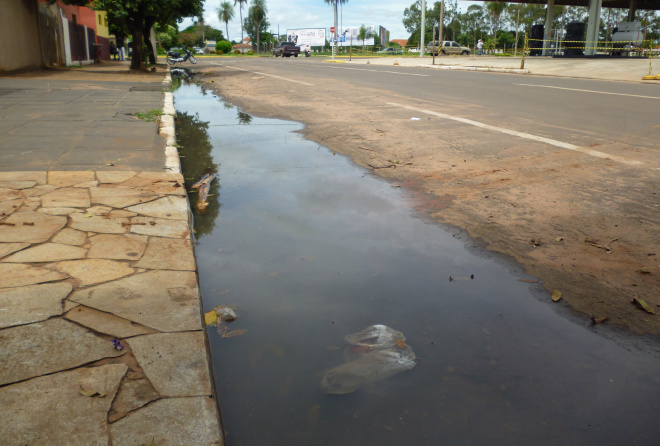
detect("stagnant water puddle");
top-left (173, 82), bottom-right (660, 446)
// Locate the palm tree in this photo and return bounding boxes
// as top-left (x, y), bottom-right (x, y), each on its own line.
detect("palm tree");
top-left (358, 24), bottom-right (374, 53)
top-left (234, 0), bottom-right (249, 49)
top-left (217, 2), bottom-right (235, 41)
top-left (486, 1), bottom-right (508, 50)
top-left (323, 0), bottom-right (349, 57)
top-left (249, 0), bottom-right (268, 54)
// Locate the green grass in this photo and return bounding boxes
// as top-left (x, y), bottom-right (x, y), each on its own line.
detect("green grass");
top-left (135, 110), bottom-right (164, 122)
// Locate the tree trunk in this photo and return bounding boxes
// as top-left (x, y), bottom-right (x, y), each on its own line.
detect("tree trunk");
top-left (129, 25), bottom-right (144, 70)
top-left (256, 24), bottom-right (260, 54)
top-left (143, 17), bottom-right (156, 65)
top-left (240, 6), bottom-right (244, 50)
top-left (127, 7), bottom-right (145, 71)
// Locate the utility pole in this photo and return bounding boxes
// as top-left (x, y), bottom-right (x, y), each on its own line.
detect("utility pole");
top-left (420, 0), bottom-right (426, 57)
top-left (514, 7), bottom-right (520, 56)
top-left (432, 25), bottom-right (436, 64)
top-left (439, 0), bottom-right (444, 43)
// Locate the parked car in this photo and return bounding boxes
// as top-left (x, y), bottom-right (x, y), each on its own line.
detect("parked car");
top-left (193, 47), bottom-right (204, 54)
top-left (273, 42), bottom-right (300, 57)
top-left (377, 47), bottom-right (403, 55)
top-left (426, 41), bottom-right (471, 56)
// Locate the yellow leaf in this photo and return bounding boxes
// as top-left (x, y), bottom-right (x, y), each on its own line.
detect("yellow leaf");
top-left (204, 311), bottom-right (218, 326)
top-left (551, 290), bottom-right (562, 302)
top-left (79, 385), bottom-right (105, 398)
top-left (632, 298), bottom-right (656, 314)
top-left (395, 338), bottom-right (407, 349)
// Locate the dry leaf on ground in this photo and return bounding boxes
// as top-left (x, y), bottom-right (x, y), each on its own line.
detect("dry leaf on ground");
top-left (552, 290), bottom-right (562, 302)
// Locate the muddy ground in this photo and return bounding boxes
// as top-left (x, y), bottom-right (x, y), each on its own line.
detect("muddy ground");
top-left (195, 65), bottom-right (660, 335)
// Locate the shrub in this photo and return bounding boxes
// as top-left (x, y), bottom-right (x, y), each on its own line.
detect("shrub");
top-left (216, 40), bottom-right (232, 54)
top-left (247, 50), bottom-right (253, 55)
top-left (234, 50), bottom-right (241, 54)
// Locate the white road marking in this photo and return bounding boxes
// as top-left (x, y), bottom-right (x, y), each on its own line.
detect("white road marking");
top-left (324, 65), bottom-right (429, 77)
top-left (213, 63), bottom-right (315, 86)
top-left (387, 102), bottom-right (644, 166)
top-left (515, 83), bottom-right (660, 100)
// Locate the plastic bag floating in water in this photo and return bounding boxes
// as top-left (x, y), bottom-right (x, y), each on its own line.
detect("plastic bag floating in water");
top-left (321, 325), bottom-right (417, 394)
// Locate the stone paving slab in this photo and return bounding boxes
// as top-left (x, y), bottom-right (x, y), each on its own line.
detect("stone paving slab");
top-left (65, 305), bottom-right (155, 338)
top-left (110, 397), bottom-right (223, 446)
top-left (128, 332), bottom-right (212, 397)
top-left (0, 364), bottom-right (127, 446)
top-left (0, 282), bottom-right (71, 328)
top-left (0, 211), bottom-right (67, 243)
top-left (0, 318), bottom-right (125, 385)
top-left (0, 263), bottom-right (67, 288)
top-left (71, 270), bottom-right (202, 332)
top-left (48, 258), bottom-right (135, 286)
top-left (0, 171), bottom-right (222, 445)
top-left (87, 233), bottom-right (147, 259)
top-left (135, 237), bottom-right (196, 270)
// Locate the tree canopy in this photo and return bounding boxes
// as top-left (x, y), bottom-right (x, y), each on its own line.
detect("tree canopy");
top-left (249, 0), bottom-right (268, 53)
top-left (217, 2), bottom-right (235, 41)
top-left (180, 23), bottom-right (225, 46)
top-left (52, 0), bottom-right (204, 69)
top-left (243, 10), bottom-right (270, 50)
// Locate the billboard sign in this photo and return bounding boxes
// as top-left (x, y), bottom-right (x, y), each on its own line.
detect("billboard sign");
top-left (330, 26), bottom-right (376, 47)
top-left (286, 28), bottom-right (326, 47)
top-left (379, 26), bottom-right (388, 45)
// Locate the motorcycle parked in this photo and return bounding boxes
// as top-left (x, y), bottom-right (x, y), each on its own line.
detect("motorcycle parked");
top-left (167, 48), bottom-right (197, 65)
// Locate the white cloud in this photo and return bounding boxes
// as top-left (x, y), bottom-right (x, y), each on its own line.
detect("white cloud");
top-left (182, 0), bottom-right (481, 42)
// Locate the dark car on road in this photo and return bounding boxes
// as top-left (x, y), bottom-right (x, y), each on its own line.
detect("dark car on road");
top-left (377, 47), bottom-right (403, 55)
top-left (273, 42), bottom-right (300, 57)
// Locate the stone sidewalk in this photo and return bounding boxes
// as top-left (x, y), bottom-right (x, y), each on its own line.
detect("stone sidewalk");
top-left (0, 64), bottom-right (223, 446)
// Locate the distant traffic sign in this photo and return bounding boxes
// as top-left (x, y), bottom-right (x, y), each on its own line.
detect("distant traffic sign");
top-left (330, 27), bottom-right (335, 33)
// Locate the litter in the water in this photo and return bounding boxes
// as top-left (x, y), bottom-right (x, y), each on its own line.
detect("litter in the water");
top-left (215, 306), bottom-right (237, 321)
top-left (321, 325), bottom-right (417, 394)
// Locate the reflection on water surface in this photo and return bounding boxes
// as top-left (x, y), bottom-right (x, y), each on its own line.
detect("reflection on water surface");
top-left (174, 83), bottom-right (660, 446)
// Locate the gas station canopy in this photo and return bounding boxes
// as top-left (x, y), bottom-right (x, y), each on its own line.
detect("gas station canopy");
top-left (473, 0), bottom-right (660, 10)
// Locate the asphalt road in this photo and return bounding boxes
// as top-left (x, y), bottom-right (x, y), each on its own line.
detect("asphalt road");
top-left (200, 57), bottom-right (660, 168)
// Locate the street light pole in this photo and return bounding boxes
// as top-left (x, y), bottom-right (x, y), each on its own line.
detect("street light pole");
top-left (333, 0), bottom-right (338, 60)
top-left (420, 0), bottom-right (426, 57)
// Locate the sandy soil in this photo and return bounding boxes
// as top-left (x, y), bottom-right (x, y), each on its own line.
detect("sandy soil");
top-left (196, 65), bottom-right (660, 335)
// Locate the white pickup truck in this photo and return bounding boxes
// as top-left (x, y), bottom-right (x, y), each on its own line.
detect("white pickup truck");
top-left (612, 22), bottom-right (644, 56)
top-left (426, 40), bottom-right (471, 56)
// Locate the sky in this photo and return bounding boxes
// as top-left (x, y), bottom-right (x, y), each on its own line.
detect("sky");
top-left (179, 0), bottom-right (482, 42)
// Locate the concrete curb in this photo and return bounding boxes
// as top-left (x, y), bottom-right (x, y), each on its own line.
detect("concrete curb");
top-left (339, 59), bottom-right (530, 74)
top-left (161, 71), bottom-right (181, 174)
top-left (418, 64), bottom-right (531, 75)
